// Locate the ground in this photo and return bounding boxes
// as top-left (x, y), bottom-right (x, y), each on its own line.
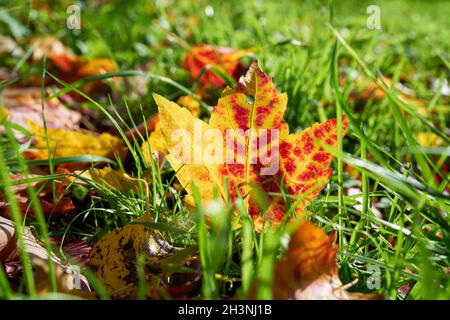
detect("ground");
top-left (0, 0), bottom-right (449, 300)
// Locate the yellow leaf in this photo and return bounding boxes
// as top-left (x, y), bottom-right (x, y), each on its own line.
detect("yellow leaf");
top-left (85, 167), bottom-right (134, 192)
top-left (154, 93), bottom-right (225, 208)
top-left (77, 58), bottom-right (117, 77)
top-left (417, 132), bottom-right (444, 148)
top-left (141, 95), bottom-right (202, 167)
top-left (28, 121), bottom-right (126, 160)
top-left (0, 106), bottom-right (9, 121)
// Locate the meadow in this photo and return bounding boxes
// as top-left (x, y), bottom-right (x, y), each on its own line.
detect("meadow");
top-left (0, 0), bottom-right (448, 300)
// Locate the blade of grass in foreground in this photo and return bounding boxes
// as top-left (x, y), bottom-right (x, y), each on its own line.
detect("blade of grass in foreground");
top-left (236, 198), bottom-right (254, 299)
top-left (0, 142), bottom-right (35, 296)
top-left (3, 123), bottom-right (58, 292)
top-left (7, 155), bottom-right (116, 167)
top-left (331, 41), bottom-right (346, 246)
top-left (0, 263), bottom-right (12, 299)
top-left (49, 70), bottom-right (144, 99)
top-left (192, 184), bottom-right (218, 299)
top-left (254, 228), bottom-right (278, 300)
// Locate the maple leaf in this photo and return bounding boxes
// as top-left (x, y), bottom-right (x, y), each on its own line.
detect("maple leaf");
top-left (27, 121), bottom-right (126, 160)
top-left (183, 44), bottom-right (254, 88)
top-left (273, 221), bottom-right (383, 300)
top-left (31, 36), bottom-right (77, 72)
top-left (155, 61), bottom-right (347, 231)
top-left (140, 95), bottom-right (201, 166)
top-left (176, 95), bottom-right (202, 117)
top-left (141, 121), bottom-right (166, 168)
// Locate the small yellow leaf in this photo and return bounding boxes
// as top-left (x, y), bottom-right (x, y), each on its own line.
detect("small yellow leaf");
top-left (0, 106), bottom-right (9, 121)
top-left (417, 132), bottom-right (444, 148)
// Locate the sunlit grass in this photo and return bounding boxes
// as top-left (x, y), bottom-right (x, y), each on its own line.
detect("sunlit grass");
top-left (0, 0), bottom-right (448, 300)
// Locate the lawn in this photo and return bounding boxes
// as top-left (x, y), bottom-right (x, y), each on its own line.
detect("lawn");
top-left (0, 0), bottom-right (449, 300)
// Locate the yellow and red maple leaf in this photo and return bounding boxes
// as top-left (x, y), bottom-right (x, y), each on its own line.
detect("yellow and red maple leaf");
top-left (155, 61), bottom-right (347, 231)
top-left (183, 44), bottom-right (254, 88)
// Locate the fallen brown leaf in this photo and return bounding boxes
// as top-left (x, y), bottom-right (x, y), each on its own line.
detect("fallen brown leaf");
top-left (272, 222), bottom-right (383, 300)
top-left (0, 216), bottom-right (91, 294)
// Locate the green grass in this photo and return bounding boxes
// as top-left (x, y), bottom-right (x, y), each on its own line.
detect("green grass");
top-left (0, 0), bottom-right (449, 300)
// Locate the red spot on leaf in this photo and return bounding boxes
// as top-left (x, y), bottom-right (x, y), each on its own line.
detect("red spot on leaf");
top-left (289, 183), bottom-right (305, 195)
top-left (280, 141), bottom-right (292, 158)
top-left (306, 164), bottom-right (321, 176)
top-left (302, 134), bottom-right (314, 155)
top-left (312, 152), bottom-right (329, 164)
top-left (293, 146), bottom-right (302, 156)
top-left (284, 158), bottom-right (296, 176)
top-left (323, 118), bottom-right (337, 133)
top-left (314, 127), bottom-right (325, 138)
top-left (231, 95), bottom-right (249, 129)
top-left (298, 171), bottom-right (315, 182)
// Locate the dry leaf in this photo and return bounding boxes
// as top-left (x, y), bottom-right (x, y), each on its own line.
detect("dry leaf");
top-left (0, 216), bottom-right (90, 294)
top-left (31, 36), bottom-right (76, 71)
top-left (29, 36), bottom-right (117, 97)
top-left (0, 87), bottom-right (81, 136)
top-left (0, 172), bottom-right (75, 219)
top-left (31, 36), bottom-right (77, 72)
top-left (27, 121), bottom-right (126, 160)
top-left (88, 215), bottom-right (199, 299)
top-left (183, 44), bottom-right (254, 88)
top-left (155, 61), bottom-right (347, 231)
top-left (273, 221), bottom-right (382, 300)
top-left (350, 75), bottom-right (448, 117)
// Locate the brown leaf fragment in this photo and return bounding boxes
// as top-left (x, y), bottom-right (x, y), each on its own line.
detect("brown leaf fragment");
top-left (273, 222), bottom-right (383, 300)
top-left (0, 216), bottom-right (91, 294)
